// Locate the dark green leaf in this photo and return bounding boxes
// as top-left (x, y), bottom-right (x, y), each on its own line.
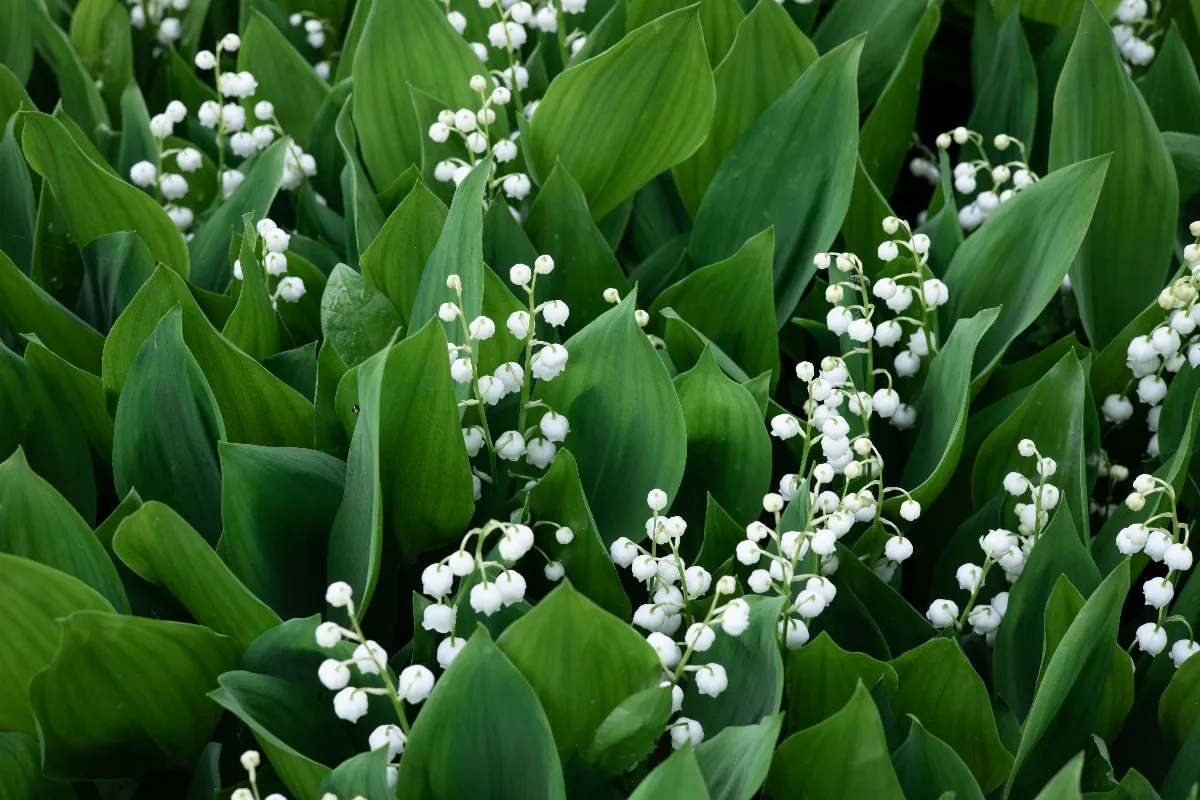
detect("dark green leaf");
top-left (812, 0), bottom-right (925, 106)
top-left (582, 686), bottom-right (673, 778)
top-left (321, 263), bottom-right (405, 368)
top-left (1140, 23), bottom-right (1200, 136)
top-left (238, 10), bottom-right (329, 149)
top-left (891, 718), bottom-right (986, 800)
top-left (629, 745), bottom-right (710, 800)
top-left (223, 218), bottom-right (281, 361)
top-left (784, 632), bottom-right (898, 732)
top-left (318, 748), bottom-right (393, 800)
top-left (77, 231), bottom-right (156, 335)
top-left (361, 181), bottom-right (447, 329)
top-left (967, 9), bottom-right (1037, 155)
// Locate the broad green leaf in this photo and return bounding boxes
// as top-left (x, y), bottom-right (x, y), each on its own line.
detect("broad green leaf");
top-left (681, 595), bottom-right (787, 737)
top-left (784, 633), bottom-right (898, 732)
top-left (223, 218), bottom-right (281, 361)
top-left (994, 508), bottom-right (1100, 720)
top-left (0, 114), bottom-right (35, 274)
top-left (103, 266), bottom-right (315, 449)
top-left (0, 448), bottom-right (126, 611)
top-left (221, 443), bottom-right (346, 619)
top-left (315, 341), bottom-right (350, 456)
top-left (30, 611), bottom-right (238, 780)
top-left (30, 179), bottom-right (85, 310)
top-left (1158, 647), bottom-right (1200, 749)
top-left (238, 10), bottom-right (329, 148)
top-left (0, 555), bottom-right (114, 736)
top-left (209, 671), bottom-right (356, 799)
top-left (891, 718), bottom-right (986, 800)
top-left (1034, 754), bottom-right (1085, 800)
top-left (77, 231), bottom-right (156, 335)
top-left (523, 162), bottom-right (632, 338)
top-left (113, 502), bottom-right (281, 650)
top-left (830, 542), bottom-right (937, 654)
top-left (361, 181), bottom-right (447, 329)
top-left (673, 0), bottom-right (816, 215)
top-left (321, 263), bottom-right (405, 368)
top-left (972, 353), bottom-right (1089, 536)
top-left (696, 493), bottom-right (749, 572)
top-left (23, 335), bottom-right (113, 460)
top-left (0, 247), bottom-right (103, 374)
top-left (410, 158), bottom-right (489, 344)
top-left (1140, 23), bottom-right (1200, 136)
top-left (529, 6), bottom-right (715, 219)
top-left (888, 637), bottom-right (1014, 792)
top-left (0, 731), bottom-right (78, 799)
top-left (0, 1), bottom-right (33, 84)
top-left (336, 94), bottom-right (386, 267)
top-left (318, 748), bottom-right (392, 800)
top-left (1049, 3), bottom-right (1178, 348)
top-left (263, 343), bottom-right (317, 399)
top-left (976, 331), bottom-right (1088, 406)
top-left (941, 157), bottom-right (1108, 377)
top-left (582, 687), bottom-right (673, 777)
top-left (187, 137), bottom-right (290, 291)
top-left (21, 112), bottom-right (188, 276)
top-left (526, 449), bottom-right (631, 619)
top-left (498, 581), bottom-right (661, 760)
top-left (812, 0), bottom-right (925, 106)
top-left (32, 4), bottom-right (110, 136)
top-left (694, 714), bottom-right (782, 800)
top-left (113, 306), bottom-right (226, 543)
top-left (352, 0), bottom-right (494, 190)
top-left (768, 682), bottom-right (904, 798)
top-left (859, 0), bottom-right (940, 196)
top-left (534, 291), bottom-right (687, 544)
top-left (689, 39), bottom-right (862, 327)
top-left (671, 346), bottom-right (772, 531)
top-left (629, 745), bottom-right (710, 800)
top-left (396, 628), bottom-right (566, 799)
top-left (967, 8), bottom-right (1037, 156)
top-left (1005, 561), bottom-right (1130, 798)
top-left (67, 0), bottom-right (131, 121)
top-left (898, 307), bottom-right (999, 508)
top-left (625, 0), bottom-right (744, 67)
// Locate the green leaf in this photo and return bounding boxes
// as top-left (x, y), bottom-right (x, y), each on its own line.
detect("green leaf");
top-left (1140, 23), bottom-right (1200, 136)
top-left (523, 162), bottom-right (632, 338)
top-left (582, 686), bottom-right (673, 777)
top-left (967, 8), bottom-right (1037, 156)
top-left (898, 307), bottom-right (1000, 508)
top-left (0, 448), bottom-right (127, 610)
top-left (534, 291), bottom-right (687, 544)
top-left (336, 94), bottom-right (386, 267)
top-left (785, 632), bottom-right (897, 732)
top-left (526, 449), bottom-right (631, 619)
top-left (694, 714), bottom-right (781, 800)
top-left (112, 501), bottom-right (281, 650)
top-left (0, 1), bottom-right (33, 84)
top-left (888, 637), bottom-right (1014, 792)
top-left (941, 157), bottom-right (1108, 378)
top-left (1035, 753), bottom-right (1085, 800)
top-left (830, 542), bottom-right (937, 654)
top-left (1005, 561), bottom-right (1131, 798)
top-left (315, 341), bottom-right (350, 456)
top-left (768, 682), bottom-right (904, 799)
top-left (891, 718), bottom-right (986, 800)
top-left (498, 581), bottom-right (661, 760)
top-left (238, 10), bottom-right (329, 149)
top-left (529, 6), bottom-right (715, 219)
top-left (0, 114), bottom-right (35, 274)
top-left (0, 246), bottom-right (103, 375)
top-left (320, 263), bottom-right (405, 368)
top-left (33, 4), bottom-right (110, 136)
top-left (1159, 647), bottom-right (1200, 749)
top-left (318, 748), bottom-right (392, 800)
top-left (361, 181), bottom-right (447, 329)
top-left (673, 0), bottom-right (816, 216)
top-left (811, 0), bottom-right (925, 106)
top-left (994, 507), bottom-right (1100, 720)
top-left (115, 81), bottom-right (154, 185)
top-left (652, 228), bottom-right (779, 389)
top-left (629, 745), bottom-right (710, 800)
top-left (352, 0), bottom-right (495, 190)
top-left (209, 670), bottom-right (356, 799)
top-left (21, 112), bottom-right (188, 277)
top-left (396, 628), bottom-right (566, 799)
top-left (187, 137), bottom-right (290, 291)
top-left (77, 230), bottom-right (156, 335)
top-left (410, 158), bottom-right (489, 343)
top-left (682, 595), bottom-right (786, 737)
top-left (263, 342), bottom-right (318, 399)
top-left (23, 335), bottom-right (113, 460)
top-left (113, 306), bottom-right (226, 543)
top-left (0, 555), bottom-right (114, 736)
top-left (625, 0), bottom-right (744, 68)
top-left (30, 611), bottom-right (238, 780)
top-left (223, 218), bottom-right (281, 361)
top-left (220, 443), bottom-right (347, 619)
top-left (670, 346), bottom-right (772, 532)
top-left (859, 0), bottom-right (940, 197)
top-left (103, 266), bottom-right (315, 449)
top-left (689, 39), bottom-right (862, 326)
top-left (0, 731), bottom-right (78, 800)
top-left (1049, 2), bottom-right (1178, 348)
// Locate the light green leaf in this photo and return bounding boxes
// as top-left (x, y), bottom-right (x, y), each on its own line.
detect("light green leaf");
top-left (1049, 2), bottom-right (1178, 348)
top-left (689, 38), bottom-right (862, 326)
top-left (30, 611), bottom-right (238, 780)
top-left (321, 263), bottom-right (405, 368)
top-left (625, 0), bottom-right (744, 67)
top-left (784, 632), bottom-right (898, 733)
top-left (694, 714), bottom-right (781, 800)
top-left (534, 291), bottom-right (687, 544)
top-left (361, 181), bottom-right (447, 329)
top-left (529, 6), bottom-right (715, 219)
top-left (238, 10), bottom-right (329, 149)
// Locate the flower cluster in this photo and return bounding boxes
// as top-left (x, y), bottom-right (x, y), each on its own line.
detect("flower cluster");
top-left (610, 491), bottom-right (748, 749)
top-left (127, 100), bottom-right (202, 234)
top-left (127, 0), bottom-right (188, 49)
top-left (1121, 474), bottom-right (1200, 668)
top-left (230, 217), bottom-right (306, 305)
top-left (1112, 0), bottom-right (1158, 69)
top-left (287, 11), bottom-right (335, 77)
top-left (194, 35), bottom-right (318, 200)
top-left (429, 75), bottom-right (531, 202)
top-left (444, 256), bottom-right (569, 492)
top-left (1102, 224), bottom-right (1200, 456)
top-left (932, 128), bottom-right (1038, 231)
top-left (926, 439), bottom-right (1062, 639)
